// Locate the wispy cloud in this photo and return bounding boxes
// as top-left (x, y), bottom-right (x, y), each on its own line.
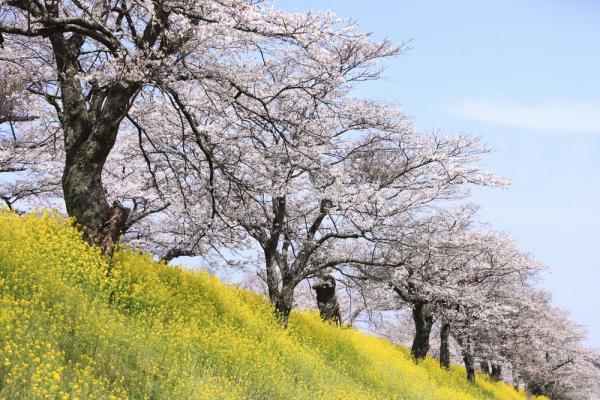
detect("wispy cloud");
top-left (445, 99), bottom-right (600, 134)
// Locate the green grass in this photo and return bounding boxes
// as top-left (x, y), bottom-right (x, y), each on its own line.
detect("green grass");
top-left (0, 211), bottom-right (543, 400)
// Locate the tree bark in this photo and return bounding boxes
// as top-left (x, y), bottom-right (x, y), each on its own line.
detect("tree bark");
top-left (491, 363), bottom-right (502, 382)
top-left (312, 273), bottom-right (341, 324)
top-left (439, 320), bottom-right (451, 369)
top-left (512, 371), bottom-right (520, 391)
top-left (274, 282), bottom-right (294, 327)
top-left (161, 248), bottom-right (196, 263)
top-left (44, 8), bottom-right (163, 246)
top-left (480, 360), bottom-right (491, 375)
top-left (62, 131), bottom-right (112, 240)
top-left (411, 301), bottom-right (434, 360)
top-left (463, 350), bottom-right (476, 384)
top-left (460, 337), bottom-right (476, 384)
top-left (265, 251), bottom-right (282, 308)
top-left (61, 83), bottom-right (138, 243)
top-left (263, 237), bottom-right (292, 326)
top-left (479, 359), bottom-right (501, 381)
top-left (47, 28), bottom-right (139, 244)
top-left (525, 385), bottom-right (533, 400)
top-left (99, 201), bottom-right (131, 256)
top-left (455, 330), bottom-right (476, 384)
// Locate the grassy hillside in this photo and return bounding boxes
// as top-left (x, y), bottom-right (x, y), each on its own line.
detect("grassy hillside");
top-left (0, 211), bottom-right (545, 400)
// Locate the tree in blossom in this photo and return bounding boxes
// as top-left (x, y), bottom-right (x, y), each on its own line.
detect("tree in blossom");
top-left (0, 0), bottom-right (397, 249)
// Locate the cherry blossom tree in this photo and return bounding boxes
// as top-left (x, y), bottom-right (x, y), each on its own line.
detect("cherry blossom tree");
top-left (1, 1), bottom-right (505, 328)
top-left (446, 253), bottom-right (542, 383)
top-left (345, 205), bottom-right (477, 360)
top-left (0, 0), bottom-right (397, 249)
top-left (344, 203), bottom-right (545, 373)
top-left (112, 76), bottom-right (503, 325)
top-left (494, 289), bottom-right (600, 399)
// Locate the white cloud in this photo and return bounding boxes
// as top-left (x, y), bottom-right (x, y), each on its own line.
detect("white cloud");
top-left (446, 99), bottom-right (600, 134)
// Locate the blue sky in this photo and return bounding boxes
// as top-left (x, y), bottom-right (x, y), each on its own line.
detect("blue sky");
top-left (276, 0), bottom-right (600, 347)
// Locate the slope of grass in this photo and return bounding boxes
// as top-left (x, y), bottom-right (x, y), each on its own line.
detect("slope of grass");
top-left (0, 211), bottom-right (546, 400)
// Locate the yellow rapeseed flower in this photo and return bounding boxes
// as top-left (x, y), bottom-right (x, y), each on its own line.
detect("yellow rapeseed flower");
top-left (0, 210), bottom-right (547, 400)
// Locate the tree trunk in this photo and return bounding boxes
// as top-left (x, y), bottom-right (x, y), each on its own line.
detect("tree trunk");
top-left (262, 238), bottom-right (296, 327)
top-left (491, 363), bottom-right (502, 381)
top-left (62, 85), bottom-right (136, 245)
top-left (99, 202), bottom-right (131, 257)
top-left (274, 284), bottom-right (294, 327)
top-left (411, 301), bottom-right (434, 360)
top-left (439, 321), bottom-right (451, 369)
top-left (512, 371), bottom-right (520, 391)
top-left (455, 330), bottom-right (476, 384)
top-left (480, 360), bottom-right (491, 375)
top-left (62, 128), bottom-right (132, 249)
top-left (463, 350), bottom-right (476, 384)
top-left (459, 335), bottom-right (476, 384)
top-left (49, 31), bottom-right (137, 245)
top-left (312, 273), bottom-right (341, 324)
top-left (265, 253), bottom-right (281, 304)
top-left (62, 127), bottom-right (110, 240)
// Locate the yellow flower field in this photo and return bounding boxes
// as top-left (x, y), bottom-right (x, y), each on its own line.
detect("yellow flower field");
top-left (0, 211), bottom-right (548, 400)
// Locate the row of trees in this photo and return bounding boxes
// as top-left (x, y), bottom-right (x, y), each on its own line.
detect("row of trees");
top-left (0, 1), bottom-right (598, 398)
